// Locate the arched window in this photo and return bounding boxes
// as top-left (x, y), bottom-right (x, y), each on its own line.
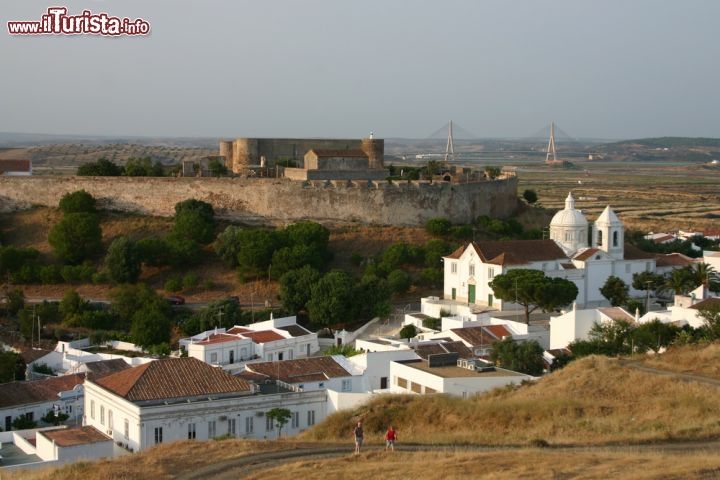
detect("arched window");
top-left (598, 230), bottom-right (603, 247)
top-left (613, 231), bottom-right (619, 247)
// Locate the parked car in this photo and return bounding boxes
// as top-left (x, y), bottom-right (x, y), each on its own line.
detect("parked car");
top-left (165, 295), bottom-right (185, 305)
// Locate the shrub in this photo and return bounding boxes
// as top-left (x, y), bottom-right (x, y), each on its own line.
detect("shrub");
top-left (164, 277), bottom-right (182, 292)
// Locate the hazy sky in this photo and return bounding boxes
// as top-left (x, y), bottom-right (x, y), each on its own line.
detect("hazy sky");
top-left (2, 1), bottom-right (719, 140)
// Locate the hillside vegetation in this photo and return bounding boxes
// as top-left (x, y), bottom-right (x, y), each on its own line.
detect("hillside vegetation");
top-left (8, 345), bottom-right (720, 480)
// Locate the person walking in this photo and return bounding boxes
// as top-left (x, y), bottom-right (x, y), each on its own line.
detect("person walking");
top-left (353, 421), bottom-right (364, 455)
top-left (384, 425), bottom-right (396, 452)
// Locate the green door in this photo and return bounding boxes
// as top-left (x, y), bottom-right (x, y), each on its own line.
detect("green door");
top-left (468, 284), bottom-right (476, 304)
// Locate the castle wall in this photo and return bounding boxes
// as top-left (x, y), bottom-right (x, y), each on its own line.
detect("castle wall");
top-left (0, 176), bottom-right (518, 226)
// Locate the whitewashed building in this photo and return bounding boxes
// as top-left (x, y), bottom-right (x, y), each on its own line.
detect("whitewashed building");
top-left (184, 316), bottom-right (319, 370)
top-left (443, 192), bottom-right (658, 311)
top-left (83, 357), bottom-right (327, 452)
top-left (549, 304), bottom-right (636, 350)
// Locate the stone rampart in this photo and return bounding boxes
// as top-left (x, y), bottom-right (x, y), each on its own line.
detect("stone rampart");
top-left (0, 176), bottom-right (518, 226)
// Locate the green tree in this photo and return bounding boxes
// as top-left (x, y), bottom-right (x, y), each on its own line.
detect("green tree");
top-left (588, 318), bottom-right (634, 355)
top-left (42, 409), bottom-right (69, 426)
top-left (0, 350), bottom-right (26, 382)
top-left (307, 270), bottom-right (356, 328)
top-left (323, 344), bottom-right (364, 356)
top-left (58, 190), bottom-right (96, 214)
top-left (488, 269), bottom-right (578, 323)
top-left (5, 288), bottom-right (25, 315)
top-left (279, 266), bottom-right (323, 315)
top-left (130, 307), bottom-right (171, 349)
top-left (109, 283), bottom-right (169, 332)
top-left (387, 269), bottom-right (411, 295)
top-left (664, 267), bottom-right (696, 296)
top-left (265, 407), bottom-right (292, 438)
top-left (214, 226), bottom-right (245, 267)
top-left (235, 229), bottom-right (283, 274)
top-left (283, 221), bottom-right (330, 251)
top-left (59, 289), bottom-right (88, 324)
top-left (354, 274), bottom-right (392, 321)
top-left (522, 189), bottom-right (538, 204)
top-left (12, 415), bottom-right (38, 430)
top-left (270, 244), bottom-right (325, 278)
top-left (698, 304), bottom-right (720, 340)
top-left (207, 158), bottom-right (228, 177)
top-left (399, 324), bottom-right (418, 342)
top-left (77, 157), bottom-right (123, 176)
top-left (0, 246), bottom-right (40, 276)
top-left (48, 212), bottom-right (102, 264)
top-left (104, 236), bottom-right (141, 284)
top-left (425, 217), bottom-right (452, 236)
top-left (631, 319), bottom-right (680, 353)
top-left (136, 237), bottom-right (172, 267)
top-left (632, 271), bottom-right (667, 297)
top-left (599, 276), bottom-right (629, 306)
top-left (172, 200), bottom-right (216, 245)
top-left (484, 166), bottom-right (501, 179)
top-left (490, 337), bottom-right (544, 376)
top-left (124, 157), bottom-right (164, 177)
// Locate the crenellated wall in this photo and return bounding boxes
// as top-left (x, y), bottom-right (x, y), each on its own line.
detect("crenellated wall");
top-left (0, 175), bottom-right (518, 226)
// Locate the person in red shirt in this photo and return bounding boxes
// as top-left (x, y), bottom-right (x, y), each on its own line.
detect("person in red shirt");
top-left (384, 425), bottom-right (397, 452)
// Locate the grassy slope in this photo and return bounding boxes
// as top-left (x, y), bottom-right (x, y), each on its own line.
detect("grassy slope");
top-left (8, 345), bottom-right (720, 480)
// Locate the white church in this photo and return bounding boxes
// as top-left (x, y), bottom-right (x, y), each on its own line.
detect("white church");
top-left (442, 192), bottom-right (666, 311)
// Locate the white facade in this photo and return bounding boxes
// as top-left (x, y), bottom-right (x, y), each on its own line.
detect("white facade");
top-left (389, 360), bottom-right (533, 396)
top-left (549, 305), bottom-right (636, 350)
top-left (185, 316), bottom-right (319, 369)
top-left (84, 377), bottom-right (328, 452)
top-left (35, 427), bottom-right (114, 463)
top-left (345, 350), bottom-right (420, 393)
top-left (442, 194), bottom-right (658, 311)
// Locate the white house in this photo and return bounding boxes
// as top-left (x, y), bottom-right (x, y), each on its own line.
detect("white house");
top-left (35, 426), bottom-right (114, 464)
top-left (549, 304), bottom-right (636, 350)
top-left (389, 355), bottom-right (533, 397)
top-left (0, 374), bottom-right (86, 432)
top-left (83, 357), bottom-right (327, 452)
top-left (184, 316), bottom-right (319, 370)
top-left (443, 192), bottom-right (658, 311)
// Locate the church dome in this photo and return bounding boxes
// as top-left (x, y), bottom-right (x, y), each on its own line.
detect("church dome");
top-left (550, 192), bottom-right (588, 228)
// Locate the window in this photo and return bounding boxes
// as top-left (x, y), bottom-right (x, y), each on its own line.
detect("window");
top-left (451, 262), bottom-right (457, 274)
top-left (291, 412), bottom-right (299, 429)
top-left (307, 410), bottom-right (315, 426)
top-left (208, 420), bottom-right (216, 438)
top-left (318, 382), bottom-right (324, 388)
top-left (341, 379), bottom-right (352, 392)
top-left (469, 264), bottom-right (475, 276)
top-left (613, 231), bottom-right (619, 247)
top-left (108, 410), bottom-right (113, 430)
top-left (100, 406), bottom-right (105, 426)
top-left (154, 427), bottom-right (163, 444)
top-left (266, 416), bottom-right (274, 431)
top-left (278, 352), bottom-right (284, 361)
top-left (380, 376), bottom-right (388, 389)
top-left (267, 353), bottom-right (273, 361)
top-left (188, 423), bottom-right (196, 439)
top-left (210, 352), bottom-right (218, 363)
top-left (124, 419), bottom-right (129, 438)
top-left (598, 230), bottom-right (603, 246)
top-left (245, 417), bottom-right (254, 435)
top-left (90, 400), bottom-right (95, 420)
top-left (228, 418), bottom-right (236, 437)
top-left (625, 264), bottom-right (631, 274)
top-left (488, 267), bottom-right (495, 279)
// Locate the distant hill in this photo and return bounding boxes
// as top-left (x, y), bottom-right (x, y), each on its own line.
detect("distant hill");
top-left (607, 136), bottom-right (720, 148)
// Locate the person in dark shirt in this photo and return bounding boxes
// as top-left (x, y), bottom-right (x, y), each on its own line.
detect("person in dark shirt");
top-left (353, 421), bottom-right (364, 454)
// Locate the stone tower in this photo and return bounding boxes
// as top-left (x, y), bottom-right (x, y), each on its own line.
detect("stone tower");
top-left (219, 140), bottom-right (234, 170)
top-left (360, 138), bottom-right (384, 170)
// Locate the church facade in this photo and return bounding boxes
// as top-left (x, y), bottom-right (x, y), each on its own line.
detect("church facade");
top-left (443, 193), bottom-right (657, 311)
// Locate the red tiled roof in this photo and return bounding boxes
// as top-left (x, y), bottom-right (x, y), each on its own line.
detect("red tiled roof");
top-left (242, 330), bottom-right (285, 343)
top-left (655, 253), bottom-right (696, 268)
top-left (84, 359), bottom-right (131, 380)
top-left (245, 356), bottom-right (351, 383)
top-left (196, 333), bottom-right (245, 345)
top-left (573, 248), bottom-right (602, 262)
top-left (450, 326), bottom-right (504, 346)
top-left (472, 240), bottom-right (568, 265)
top-left (445, 244), bottom-right (466, 260)
top-left (39, 426), bottom-right (110, 447)
top-left (689, 297), bottom-right (720, 311)
top-left (93, 357), bottom-right (251, 402)
top-left (483, 325), bottom-right (512, 339)
top-left (227, 326), bottom-right (251, 335)
top-left (0, 374), bottom-right (85, 409)
top-left (278, 324), bottom-right (312, 337)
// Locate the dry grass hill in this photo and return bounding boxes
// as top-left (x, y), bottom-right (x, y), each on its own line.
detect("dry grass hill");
top-left (7, 344), bottom-right (720, 479)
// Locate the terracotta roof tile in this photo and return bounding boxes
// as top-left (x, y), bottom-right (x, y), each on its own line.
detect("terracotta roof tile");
top-left (196, 333), bottom-right (245, 345)
top-left (277, 324), bottom-right (312, 337)
top-left (689, 297), bottom-right (720, 310)
top-left (451, 326), bottom-right (504, 346)
top-left (243, 330), bottom-right (285, 343)
top-left (0, 374), bottom-right (85, 409)
top-left (655, 253), bottom-right (696, 267)
top-left (472, 240), bottom-right (568, 265)
top-left (623, 243), bottom-right (655, 260)
top-left (0, 159), bottom-right (31, 173)
top-left (245, 356), bottom-right (351, 383)
top-left (84, 359), bottom-right (131, 380)
top-left (227, 326), bottom-right (251, 334)
top-left (573, 248), bottom-right (602, 261)
top-left (39, 426), bottom-right (110, 447)
top-left (93, 357), bottom-right (251, 402)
